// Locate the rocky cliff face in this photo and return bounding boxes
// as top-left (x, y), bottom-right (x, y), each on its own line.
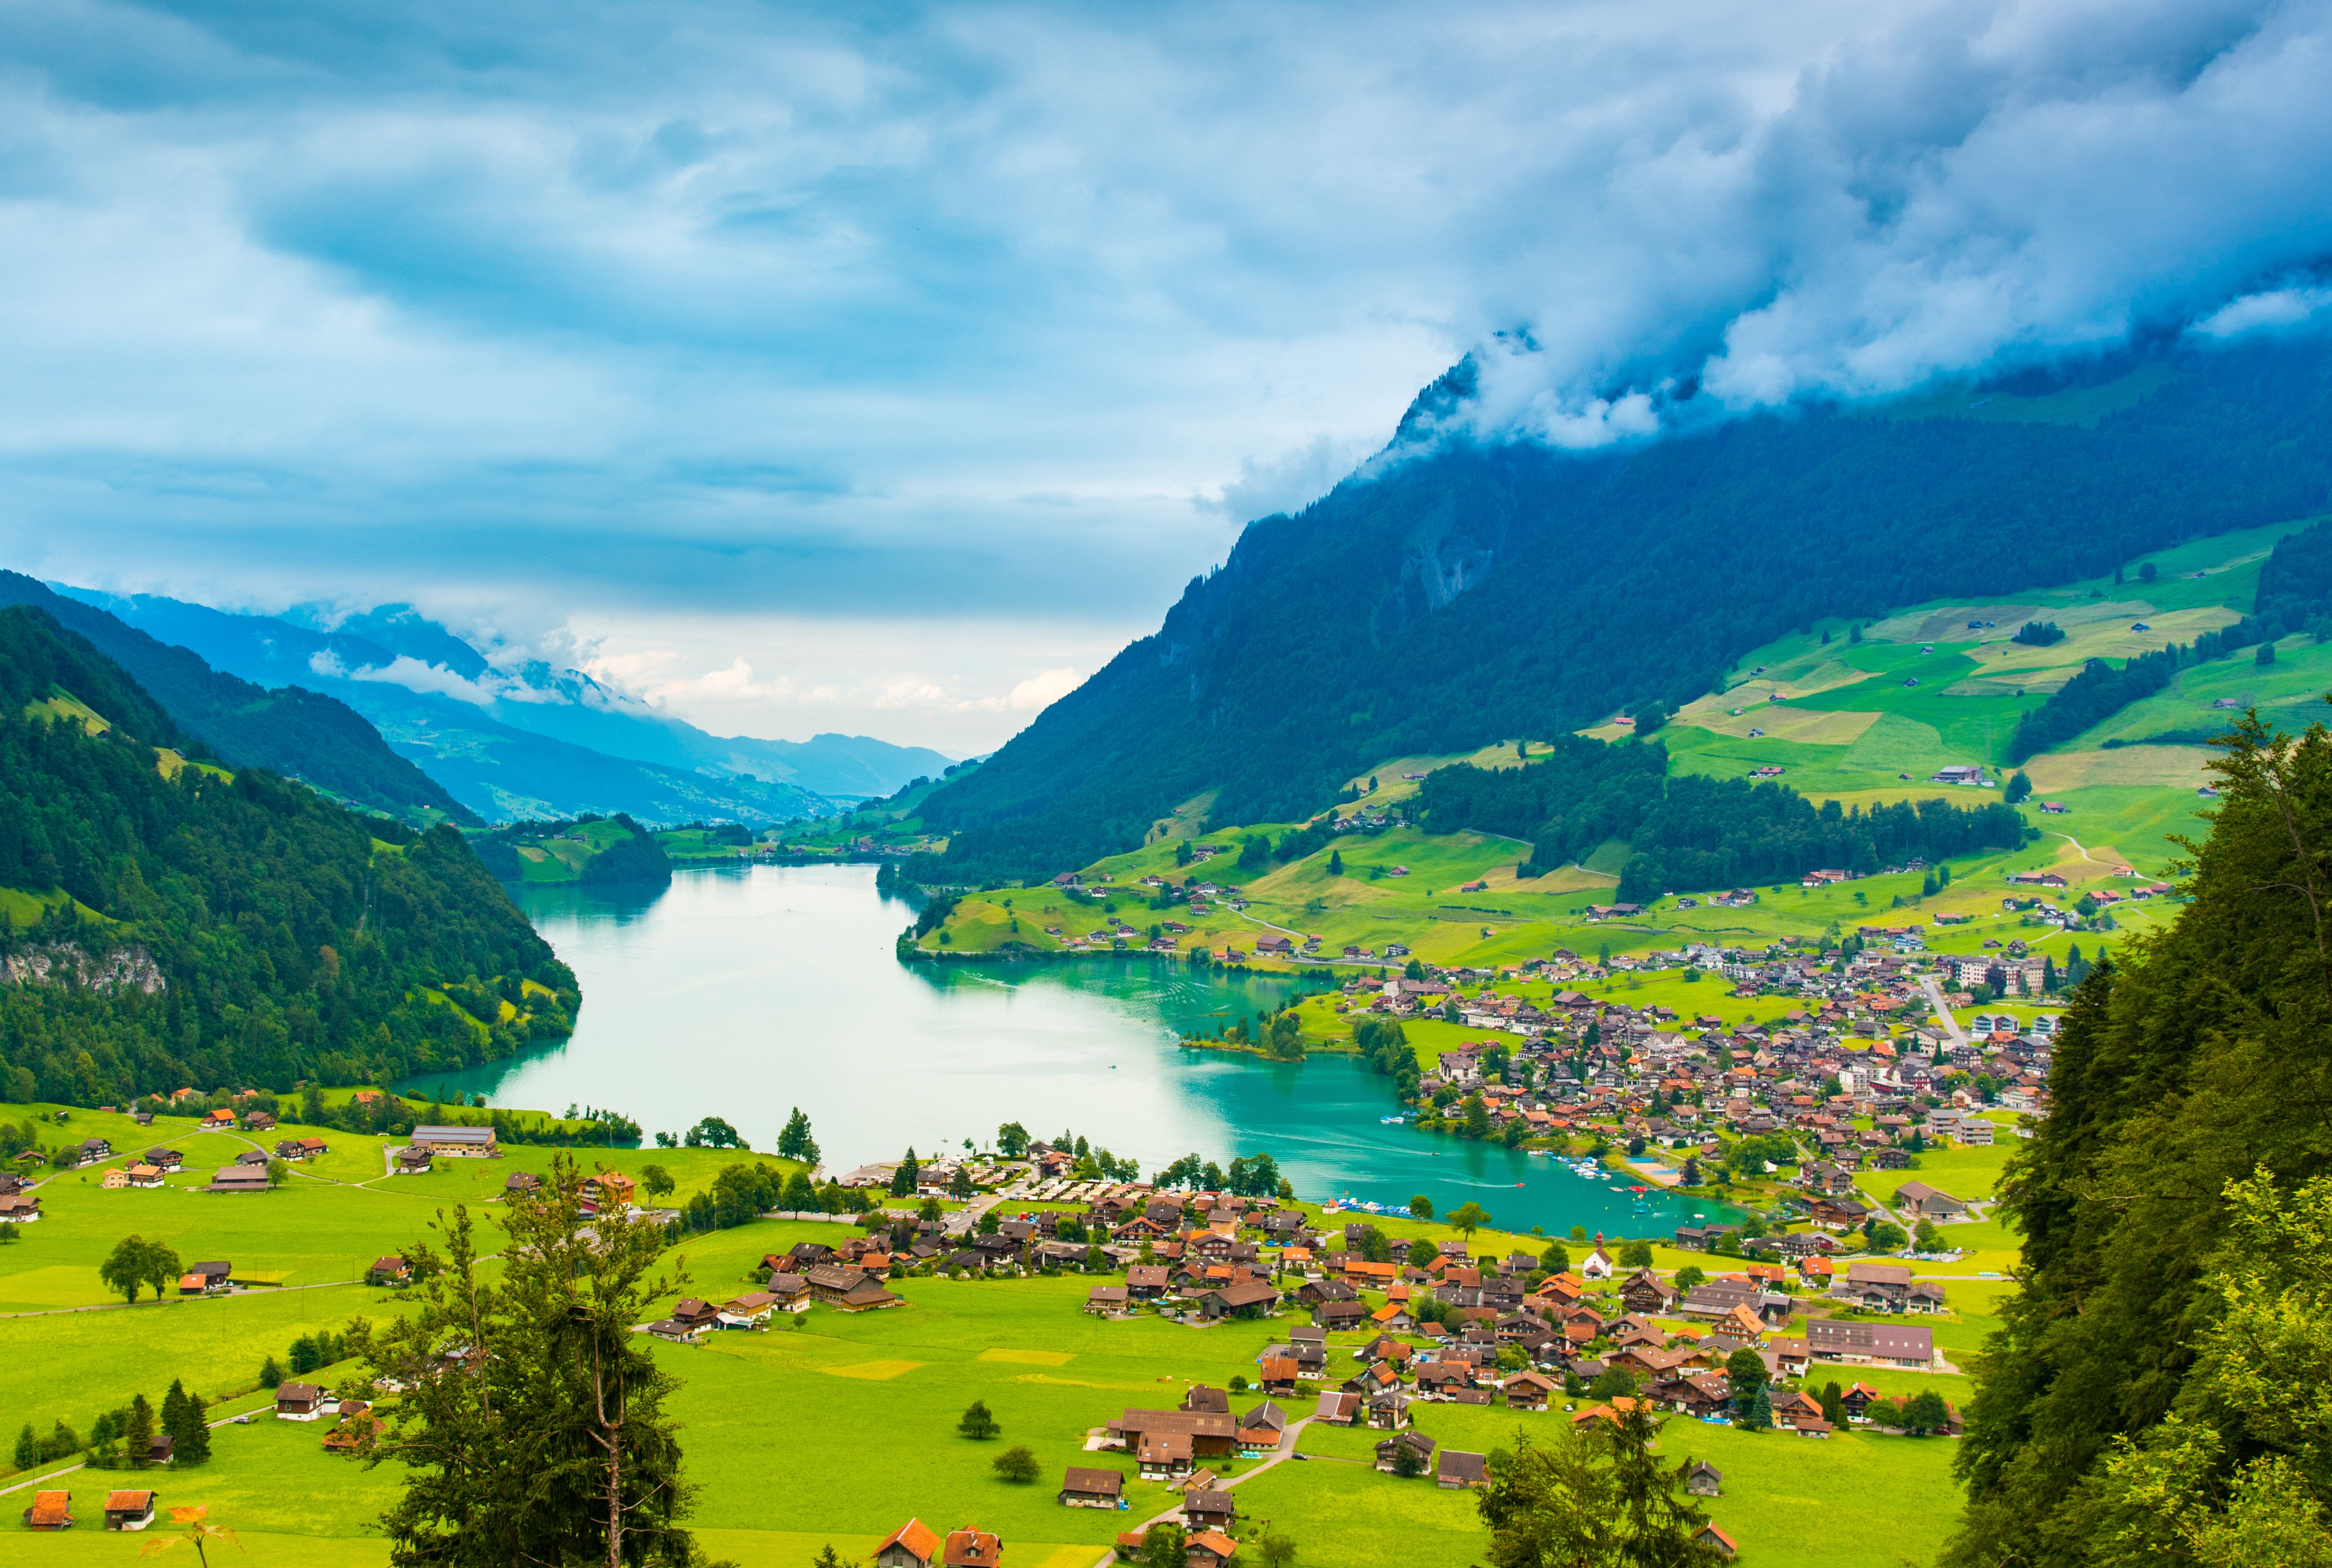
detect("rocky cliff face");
top-left (1, 941), bottom-right (167, 994)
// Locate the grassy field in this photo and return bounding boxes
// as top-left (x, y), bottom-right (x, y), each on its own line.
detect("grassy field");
top-left (0, 1108), bottom-right (1996, 1567)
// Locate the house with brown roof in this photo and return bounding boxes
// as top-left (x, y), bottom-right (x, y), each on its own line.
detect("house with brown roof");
top-left (1437, 1450), bottom-right (1489, 1489)
top-left (1182, 1488), bottom-right (1236, 1534)
top-left (24, 1489), bottom-right (74, 1529)
top-left (803, 1264), bottom-right (902, 1312)
top-left (1058, 1466), bottom-right (1124, 1508)
top-left (1374, 1429), bottom-right (1435, 1474)
top-left (1503, 1372), bottom-right (1557, 1411)
top-left (275, 1382), bottom-right (328, 1421)
top-left (323, 1402), bottom-right (382, 1454)
top-left (1313, 1390), bottom-right (1361, 1426)
top-left (1236, 1400), bottom-right (1287, 1454)
top-left (102, 1489), bottom-right (158, 1530)
top-left (1893, 1181), bottom-right (1970, 1221)
top-left (1186, 1530), bottom-right (1240, 1567)
top-left (1136, 1429), bottom-right (1194, 1481)
top-left (367, 1256), bottom-right (412, 1287)
top-left (943, 1526), bottom-right (1001, 1567)
top-left (873, 1518), bottom-right (943, 1568)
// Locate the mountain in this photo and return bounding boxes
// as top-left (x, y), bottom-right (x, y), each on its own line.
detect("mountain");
top-left (0, 603), bottom-right (576, 1101)
top-left (0, 572), bottom-right (477, 827)
top-left (922, 335), bottom-right (2332, 884)
top-left (58, 589), bottom-right (953, 815)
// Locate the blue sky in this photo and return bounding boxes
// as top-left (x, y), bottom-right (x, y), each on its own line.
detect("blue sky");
top-left (1, 0), bottom-right (2327, 752)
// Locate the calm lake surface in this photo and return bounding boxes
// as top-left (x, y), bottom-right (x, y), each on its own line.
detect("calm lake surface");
top-left (410, 865), bottom-right (1721, 1238)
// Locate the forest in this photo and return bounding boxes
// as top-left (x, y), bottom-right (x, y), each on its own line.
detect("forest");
top-left (1412, 736), bottom-right (2031, 897)
top-left (921, 336), bottom-right (2332, 886)
top-left (1946, 710), bottom-right (2332, 1567)
top-left (0, 605), bottom-right (575, 1106)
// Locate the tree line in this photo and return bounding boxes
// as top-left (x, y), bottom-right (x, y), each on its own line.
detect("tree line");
top-left (1411, 737), bottom-right (2031, 897)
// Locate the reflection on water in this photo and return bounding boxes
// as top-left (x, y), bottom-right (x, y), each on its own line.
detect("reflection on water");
top-left (406, 864), bottom-right (1730, 1237)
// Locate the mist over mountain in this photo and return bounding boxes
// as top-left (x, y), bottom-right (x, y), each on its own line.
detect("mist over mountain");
top-left (924, 333), bottom-right (2332, 883)
top-left (57, 588), bottom-right (953, 819)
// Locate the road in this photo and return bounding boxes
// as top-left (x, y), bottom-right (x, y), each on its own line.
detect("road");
top-left (1092, 1415), bottom-right (1315, 1567)
top-left (1919, 976), bottom-right (1968, 1045)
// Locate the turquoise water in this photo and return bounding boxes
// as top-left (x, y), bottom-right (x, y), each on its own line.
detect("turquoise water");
top-left (408, 864), bottom-right (1724, 1238)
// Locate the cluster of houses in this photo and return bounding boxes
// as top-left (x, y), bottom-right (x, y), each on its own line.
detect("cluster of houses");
top-left (1324, 942), bottom-right (2051, 1154)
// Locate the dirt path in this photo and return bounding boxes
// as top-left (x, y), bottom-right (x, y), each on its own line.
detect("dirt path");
top-left (1092, 1415), bottom-right (1316, 1566)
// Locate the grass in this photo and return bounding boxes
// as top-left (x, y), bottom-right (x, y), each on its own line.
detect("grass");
top-left (0, 1125), bottom-right (1996, 1567)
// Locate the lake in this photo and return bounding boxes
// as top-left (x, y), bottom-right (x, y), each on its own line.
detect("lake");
top-left (409, 864), bottom-right (1725, 1238)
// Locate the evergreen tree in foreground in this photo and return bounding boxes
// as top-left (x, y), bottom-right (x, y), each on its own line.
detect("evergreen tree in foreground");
top-left (1477, 1407), bottom-right (1724, 1566)
top-left (1947, 711), bottom-right (2332, 1566)
top-left (357, 1153), bottom-right (698, 1566)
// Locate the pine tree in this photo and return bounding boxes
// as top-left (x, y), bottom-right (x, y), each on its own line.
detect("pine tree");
top-left (1743, 1385), bottom-right (1773, 1431)
top-left (259, 1355), bottom-right (284, 1389)
top-left (1327, 849), bottom-right (1343, 876)
top-left (160, 1380), bottom-right (188, 1450)
top-left (13, 1421), bottom-right (35, 1471)
top-left (176, 1394), bottom-right (211, 1465)
top-left (123, 1395), bottom-right (154, 1469)
top-left (362, 1154), bottom-right (698, 1566)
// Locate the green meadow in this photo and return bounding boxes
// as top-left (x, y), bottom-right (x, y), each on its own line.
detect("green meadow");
top-left (0, 1102), bottom-right (1988, 1567)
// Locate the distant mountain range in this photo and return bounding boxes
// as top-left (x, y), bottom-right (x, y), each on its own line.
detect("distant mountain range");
top-left (0, 571), bottom-right (476, 824)
top-left (52, 587), bottom-right (953, 825)
top-left (922, 335), bottom-right (2332, 883)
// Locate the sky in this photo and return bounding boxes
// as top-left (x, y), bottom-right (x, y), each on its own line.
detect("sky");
top-left (0, 0), bottom-right (2327, 755)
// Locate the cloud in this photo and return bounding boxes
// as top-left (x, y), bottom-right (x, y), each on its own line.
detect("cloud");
top-left (2191, 284), bottom-right (2332, 339)
top-left (1, 0), bottom-right (2327, 747)
top-left (991, 667), bottom-right (1082, 713)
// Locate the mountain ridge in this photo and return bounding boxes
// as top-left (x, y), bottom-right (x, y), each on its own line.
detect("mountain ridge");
top-left (921, 335), bottom-right (2332, 884)
top-left (56, 587), bottom-right (953, 818)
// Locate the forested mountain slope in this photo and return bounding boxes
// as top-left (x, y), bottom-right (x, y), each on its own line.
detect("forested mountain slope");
top-left (0, 605), bottom-right (576, 1104)
top-left (0, 572), bottom-right (475, 826)
top-left (925, 337), bottom-right (2332, 884)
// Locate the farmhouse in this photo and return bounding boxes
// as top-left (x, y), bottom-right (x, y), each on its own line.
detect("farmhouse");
top-left (409, 1125), bottom-right (498, 1157)
top-left (1057, 1467), bottom-right (1124, 1508)
top-left (872, 1518), bottom-right (943, 1568)
top-left (1894, 1181), bottom-right (1971, 1221)
top-left (802, 1264), bottom-right (902, 1312)
top-left (1806, 1320), bottom-right (1941, 1369)
top-left (102, 1489), bottom-right (158, 1530)
top-left (275, 1382), bottom-right (328, 1420)
top-left (23, 1490), bottom-right (73, 1529)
